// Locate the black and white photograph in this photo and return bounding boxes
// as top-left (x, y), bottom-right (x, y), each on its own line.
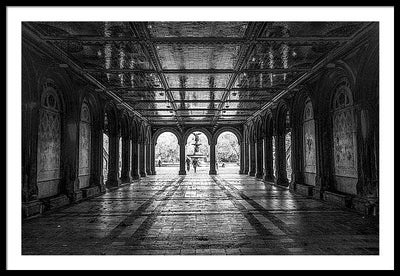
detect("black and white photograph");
top-left (6, 5), bottom-right (394, 270)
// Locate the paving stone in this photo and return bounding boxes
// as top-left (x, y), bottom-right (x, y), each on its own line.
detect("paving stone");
top-left (22, 168), bottom-right (379, 255)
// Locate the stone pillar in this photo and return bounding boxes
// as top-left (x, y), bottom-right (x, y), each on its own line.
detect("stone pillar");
top-left (120, 137), bottom-right (131, 183)
top-left (179, 142), bottom-right (186, 175)
top-left (90, 126), bottom-right (105, 193)
top-left (22, 104), bottom-right (44, 217)
top-left (146, 142), bottom-right (152, 175)
top-left (106, 133), bottom-right (120, 188)
top-left (255, 139), bottom-right (264, 179)
top-left (150, 142), bottom-right (156, 175)
top-left (243, 139), bottom-right (249, 174)
top-left (275, 134), bottom-right (289, 187)
top-left (131, 140), bottom-right (140, 180)
top-left (313, 116), bottom-right (331, 199)
top-left (263, 136), bottom-right (274, 182)
top-left (139, 143), bottom-right (147, 177)
top-left (239, 141), bottom-right (245, 174)
top-left (209, 141), bottom-right (217, 175)
top-left (248, 141), bottom-right (256, 176)
top-left (291, 124), bottom-right (304, 190)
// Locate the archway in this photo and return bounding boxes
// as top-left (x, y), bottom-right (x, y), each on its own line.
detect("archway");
top-left (78, 100), bottom-right (91, 189)
top-left (284, 110), bottom-right (292, 183)
top-left (102, 113), bottom-right (110, 183)
top-left (155, 131), bottom-right (180, 175)
top-left (216, 131), bottom-right (240, 174)
top-left (185, 131), bottom-right (210, 174)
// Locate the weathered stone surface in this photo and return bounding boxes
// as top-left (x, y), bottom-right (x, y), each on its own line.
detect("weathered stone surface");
top-left (22, 168), bottom-right (378, 255)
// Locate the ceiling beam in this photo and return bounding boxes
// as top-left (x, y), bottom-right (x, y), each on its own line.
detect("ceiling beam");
top-left (211, 22), bottom-right (267, 128)
top-left (42, 35), bottom-right (350, 44)
top-left (84, 68), bottom-right (309, 74)
top-left (22, 23), bottom-right (148, 123)
top-left (111, 86), bottom-right (288, 91)
top-left (129, 22), bottom-right (183, 130)
top-left (135, 108), bottom-right (259, 111)
top-left (245, 22), bottom-right (377, 123)
top-left (122, 99), bottom-right (271, 103)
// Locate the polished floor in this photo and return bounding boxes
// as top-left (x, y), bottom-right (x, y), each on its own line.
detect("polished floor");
top-left (22, 167), bottom-right (379, 255)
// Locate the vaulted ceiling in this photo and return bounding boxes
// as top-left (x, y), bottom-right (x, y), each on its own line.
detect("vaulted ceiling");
top-left (24, 21), bottom-right (371, 129)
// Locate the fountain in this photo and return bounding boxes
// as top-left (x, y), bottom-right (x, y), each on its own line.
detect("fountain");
top-left (187, 132), bottom-right (207, 164)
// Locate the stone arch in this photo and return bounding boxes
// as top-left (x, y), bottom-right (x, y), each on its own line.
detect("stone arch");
top-left (264, 111), bottom-right (274, 137)
top-left (153, 127), bottom-right (183, 146)
top-left (331, 80), bottom-right (358, 193)
top-left (119, 111), bottom-right (131, 139)
top-left (36, 78), bottom-right (65, 199)
top-left (103, 102), bottom-right (118, 136)
top-left (78, 99), bottom-right (92, 189)
top-left (275, 100), bottom-right (291, 136)
top-left (246, 122), bottom-right (255, 144)
top-left (254, 116), bottom-right (264, 141)
top-left (315, 64), bottom-right (356, 116)
top-left (183, 127), bottom-right (212, 145)
top-left (212, 126), bottom-right (242, 145)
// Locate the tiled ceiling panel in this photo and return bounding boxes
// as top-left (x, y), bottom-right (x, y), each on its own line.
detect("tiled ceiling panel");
top-left (157, 44), bottom-right (240, 70)
top-left (25, 21), bottom-right (369, 126)
top-left (147, 22), bottom-right (248, 37)
top-left (165, 74), bottom-right (231, 88)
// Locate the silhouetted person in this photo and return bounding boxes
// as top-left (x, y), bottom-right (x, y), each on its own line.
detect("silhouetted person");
top-left (186, 157), bottom-right (191, 172)
top-left (192, 159), bottom-right (198, 173)
top-left (158, 159), bottom-right (162, 167)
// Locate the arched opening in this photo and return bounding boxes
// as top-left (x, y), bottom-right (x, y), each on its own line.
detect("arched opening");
top-left (332, 81), bottom-right (358, 194)
top-left (216, 131), bottom-right (240, 174)
top-left (303, 98), bottom-right (317, 186)
top-left (102, 113), bottom-right (109, 183)
top-left (185, 132), bottom-right (209, 174)
top-left (36, 81), bottom-right (63, 199)
top-left (118, 136), bottom-right (122, 178)
top-left (284, 111), bottom-right (292, 183)
top-left (272, 136), bottom-right (276, 178)
top-left (78, 100), bottom-right (91, 189)
top-left (155, 131), bottom-right (180, 175)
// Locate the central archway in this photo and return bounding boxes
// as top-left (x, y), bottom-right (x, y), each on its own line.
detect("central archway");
top-left (215, 131), bottom-right (240, 174)
top-left (185, 131), bottom-right (210, 174)
top-left (155, 131), bottom-right (180, 175)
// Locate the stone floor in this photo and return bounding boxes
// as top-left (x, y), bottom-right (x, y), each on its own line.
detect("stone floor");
top-left (22, 167), bottom-right (379, 255)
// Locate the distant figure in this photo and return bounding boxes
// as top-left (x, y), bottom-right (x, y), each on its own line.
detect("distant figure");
top-left (222, 162), bottom-right (225, 168)
top-left (186, 157), bottom-right (191, 172)
top-left (192, 159), bottom-right (198, 173)
top-left (158, 159), bottom-right (162, 167)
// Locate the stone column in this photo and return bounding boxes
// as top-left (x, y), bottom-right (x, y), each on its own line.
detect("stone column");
top-left (90, 126), bottom-right (105, 193)
top-left (263, 136), bottom-right (274, 182)
top-left (291, 124), bottom-right (304, 190)
top-left (131, 140), bottom-right (140, 180)
top-left (146, 142), bottom-right (152, 175)
top-left (139, 143), bottom-right (147, 177)
top-left (243, 140), bottom-right (249, 174)
top-left (275, 134), bottom-right (289, 187)
top-left (248, 141), bottom-right (256, 176)
top-left (313, 116), bottom-right (331, 199)
top-left (150, 142), bottom-right (156, 175)
top-left (209, 141), bottom-right (217, 175)
top-left (255, 139), bottom-right (264, 179)
top-left (179, 142), bottom-right (186, 175)
top-left (120, 137), bottom-right (131, 183)
top-left (22, 103), bottom-right (43, 217)
top-left (239, 141), bottom-right (245, 174)
top-left (106, 133), bottom-right (120, 188)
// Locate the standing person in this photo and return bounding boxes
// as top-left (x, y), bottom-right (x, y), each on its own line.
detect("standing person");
top-left (186, 157), bottom-right (191, 172)
top-left (192, 159), bottom-right (198, 173)
top-left (158, 159), bottom-right (162, 167)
